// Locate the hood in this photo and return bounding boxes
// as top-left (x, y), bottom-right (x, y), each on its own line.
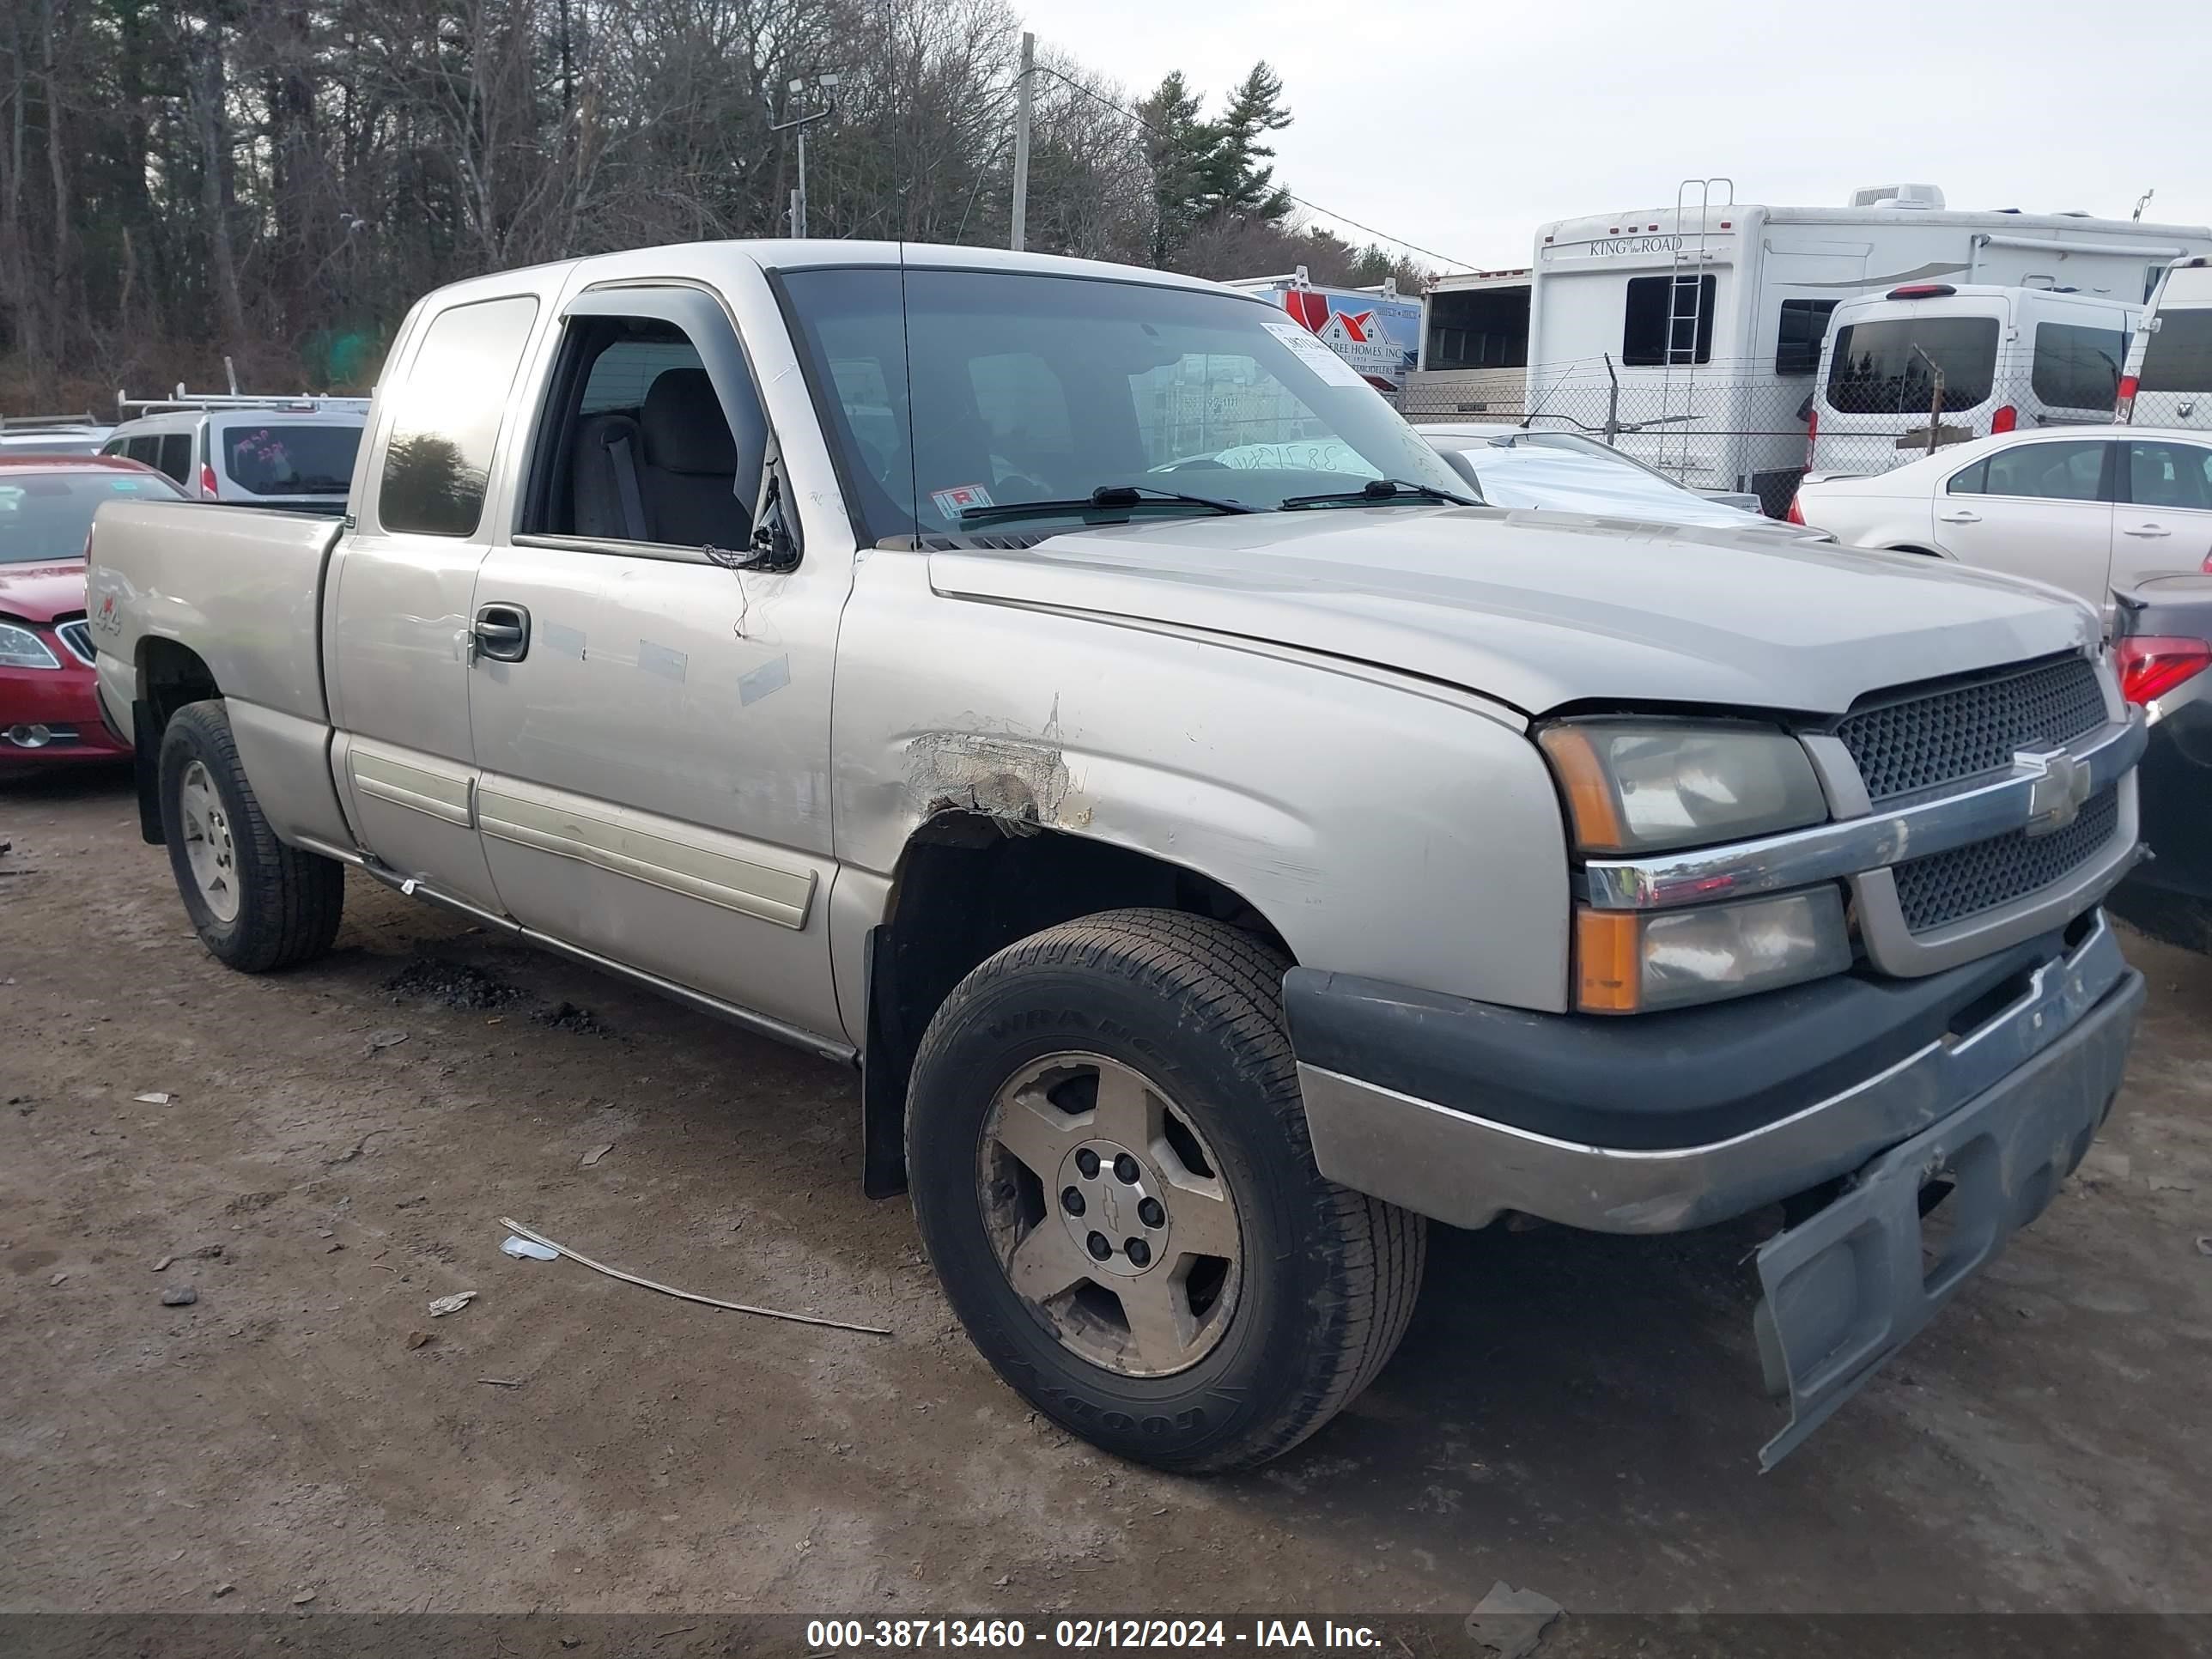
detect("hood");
top-left (0, 559), bottom-right (88, 625)
top-left (926, 506), bottom-right (2096, 717)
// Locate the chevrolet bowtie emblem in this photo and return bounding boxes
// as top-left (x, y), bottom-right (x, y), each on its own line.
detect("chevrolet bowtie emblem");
top-left (2014, 745), bottom-right (2091, 837)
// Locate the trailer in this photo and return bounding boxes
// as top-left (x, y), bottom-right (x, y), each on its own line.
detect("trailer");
top-left (1224, 269), bottom-right (1424, 400)
top-left (1410, 267), bottom-right (1531, 417)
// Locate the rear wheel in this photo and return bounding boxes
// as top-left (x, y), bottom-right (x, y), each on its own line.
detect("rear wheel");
top-left (158, 700), bottom-right (343, 971)
top-left (905, 908), bottom-right (1425, 1472)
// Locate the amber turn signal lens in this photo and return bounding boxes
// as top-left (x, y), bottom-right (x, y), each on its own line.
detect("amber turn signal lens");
top-left (1574, 908), bottom-right (1644, 1013)
top-left (1537, 726), bottom-right (1629, 853)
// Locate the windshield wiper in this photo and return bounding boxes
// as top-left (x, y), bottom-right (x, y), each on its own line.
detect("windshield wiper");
top-left (957, 483), bottom-right (1255, 528)
top-left (1279, 477), bottom-right (1477, 510)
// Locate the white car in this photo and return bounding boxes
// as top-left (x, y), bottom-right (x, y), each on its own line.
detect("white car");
top-left (0, 415), bottom-right (112, 456)
top-left (1793, 425), bottom-right (2212, 613)
top-left (1418, 423), bottom-right (1825, 537)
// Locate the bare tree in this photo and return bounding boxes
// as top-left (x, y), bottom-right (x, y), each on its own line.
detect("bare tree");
top-left (0, 0), bottom-right (1420, 406)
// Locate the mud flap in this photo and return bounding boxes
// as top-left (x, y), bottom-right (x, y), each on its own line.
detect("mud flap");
top-left (1752, 969), bottom-right (2143, 1470)
top-left (133, 698), bottom-right (164, 845)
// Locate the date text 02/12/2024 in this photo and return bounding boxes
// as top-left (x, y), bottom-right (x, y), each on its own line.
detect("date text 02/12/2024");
top-left (805, 1620), bottom-right (1387, 1650)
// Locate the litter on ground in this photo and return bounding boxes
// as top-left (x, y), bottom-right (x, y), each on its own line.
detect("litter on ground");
top-left (496, 1216), bottom-right (891, 1337)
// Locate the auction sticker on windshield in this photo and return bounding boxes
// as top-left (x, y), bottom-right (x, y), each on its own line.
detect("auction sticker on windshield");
top-left (1259, 320), bottom-right (1367, 388)
top-left (932, 483), bottom-right (994, 518)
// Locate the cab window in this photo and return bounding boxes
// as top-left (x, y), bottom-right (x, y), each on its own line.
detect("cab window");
top-left (522, 304), bottom-right (769, 554)
top-left (376, 295), bottom-right (541, 538)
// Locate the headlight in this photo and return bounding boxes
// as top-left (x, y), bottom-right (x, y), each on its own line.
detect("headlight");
top-left (1538, 720), bottom-right (1827, 854)
top-left (0, 620), bottom-right (62, 670)
top-left (1576, 888), bottom-right (1851, 1013)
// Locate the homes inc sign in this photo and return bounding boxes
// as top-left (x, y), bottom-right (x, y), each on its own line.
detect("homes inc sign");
top-left (1279, 290), bottom-right (1416, 392)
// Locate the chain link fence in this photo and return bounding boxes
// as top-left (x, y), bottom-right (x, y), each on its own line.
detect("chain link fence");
top-left (1397, 361), bottom-right (2124, 517)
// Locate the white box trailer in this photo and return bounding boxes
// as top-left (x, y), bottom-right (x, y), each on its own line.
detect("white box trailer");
top-left (1411, 267), bottom-right (1532, 417)
top-left (1414, 181), bottom-right (2212, 514)
top-left (1224, 269), bottom-right (1425, 400)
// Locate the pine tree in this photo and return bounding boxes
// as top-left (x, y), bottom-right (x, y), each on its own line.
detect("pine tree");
top-left (1206, 62), bottom-right (1293, 222)
top-left (1136, 71), bottom-right (1218, 269)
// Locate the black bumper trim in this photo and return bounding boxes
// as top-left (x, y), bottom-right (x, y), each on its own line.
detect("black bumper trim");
top-left (1285, 928), bottom-right (2078, 1152)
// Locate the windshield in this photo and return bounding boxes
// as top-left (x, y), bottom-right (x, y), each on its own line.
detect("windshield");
top-left (1825, 316), bottom-right (1999, 414)
top-left (216, 422), bottom-right (362, 496)
top-left (0, 469), bottom-right (182, 563)
top-left (779, 267), bottom-right (1467, 544)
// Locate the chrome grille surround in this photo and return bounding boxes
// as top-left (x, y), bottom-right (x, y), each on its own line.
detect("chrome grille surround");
top-left (1582, 651), bottom-right (2143, 979)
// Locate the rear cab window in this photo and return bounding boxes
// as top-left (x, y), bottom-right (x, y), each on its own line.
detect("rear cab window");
top-left (374, 295), bottom-right (542, 537)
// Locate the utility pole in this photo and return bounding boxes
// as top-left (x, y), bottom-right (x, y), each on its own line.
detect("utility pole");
top-left (1011, 31), bottom-right (1034, 252)
top-left (772, 73), bottom-right (840, 238)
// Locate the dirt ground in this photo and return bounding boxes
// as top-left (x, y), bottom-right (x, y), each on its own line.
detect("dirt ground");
top-left (3, 766), bottom-right (2210, 1620)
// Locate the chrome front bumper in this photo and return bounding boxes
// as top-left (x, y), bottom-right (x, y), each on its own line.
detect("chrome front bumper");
top-left (1295, 913), bottom-right (2141, 1236)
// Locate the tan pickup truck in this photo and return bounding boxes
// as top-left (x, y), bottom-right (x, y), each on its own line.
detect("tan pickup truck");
top-left (86, 240), bottom-right (2147, 1471)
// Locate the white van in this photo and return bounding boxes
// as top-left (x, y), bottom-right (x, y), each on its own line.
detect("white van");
top-left (1809, 284), bottom-right (2135, 476)
top-left (100, 399), bottom-right (367, 510)
top-left (2118, 258), bottom-right (2212, 431)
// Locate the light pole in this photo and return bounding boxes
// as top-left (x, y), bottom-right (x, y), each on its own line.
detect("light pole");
top-left (1011, 32), bottom-right (1034, 252)
top-left (772, 73), bottom-right (839, 238)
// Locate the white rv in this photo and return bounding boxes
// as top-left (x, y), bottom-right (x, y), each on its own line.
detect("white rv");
top-left (1411, 182), bottom-right (2212, 514)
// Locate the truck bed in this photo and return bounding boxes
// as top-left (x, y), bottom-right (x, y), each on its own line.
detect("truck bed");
top-left (88, 499), bottom-right (345, 729)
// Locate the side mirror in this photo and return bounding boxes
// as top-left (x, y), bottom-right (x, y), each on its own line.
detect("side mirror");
top-left (746, 466), bottom-right (800, 571)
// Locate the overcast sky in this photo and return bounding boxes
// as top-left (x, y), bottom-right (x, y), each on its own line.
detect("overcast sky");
top-left (1015, 0), bottom-right (2212, 272)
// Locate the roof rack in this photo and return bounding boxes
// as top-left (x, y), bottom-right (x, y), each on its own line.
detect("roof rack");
top-left (117, 355), bottom-right (368, 419)
top-left (0, 411), bottom-right (104, 431)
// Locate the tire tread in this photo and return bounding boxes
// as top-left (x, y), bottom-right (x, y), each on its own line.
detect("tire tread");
top-left (161, 701), bottom-right (343, 972)
top-left (908, 907), bottom-right (1424, 1472)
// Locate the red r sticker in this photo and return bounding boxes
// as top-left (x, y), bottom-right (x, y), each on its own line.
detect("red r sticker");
top-left (931, 483), bottom-right (995, 518)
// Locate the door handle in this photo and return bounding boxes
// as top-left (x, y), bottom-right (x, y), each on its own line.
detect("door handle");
top-left (2120, 523), bottom-right (2172, 538)
top-left (1936, 510), bottom-right (1981, 524)
top-left (472, 604), bottom-right (531, 663)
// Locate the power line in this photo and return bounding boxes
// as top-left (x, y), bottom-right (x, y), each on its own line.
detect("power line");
top-left (1027, 62), bottom-right (1479, 273)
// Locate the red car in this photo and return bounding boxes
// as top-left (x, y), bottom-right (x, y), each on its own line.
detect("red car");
top-left (1, 454), bottom-right (184, 775)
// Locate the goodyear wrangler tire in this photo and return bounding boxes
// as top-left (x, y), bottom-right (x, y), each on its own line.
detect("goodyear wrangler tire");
top-left (158, 700), bottom-right (343, 972)
top-left (905, 908), bottom-right (1425, 1472)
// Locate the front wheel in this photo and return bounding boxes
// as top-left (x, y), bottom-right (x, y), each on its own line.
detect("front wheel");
top-left (905, 908), bottom-right (1425, 1472)
top-left (158, 700), bottom-right (343, 972)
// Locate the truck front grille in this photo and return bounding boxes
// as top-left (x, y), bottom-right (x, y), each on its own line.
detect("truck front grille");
top-left (1838, 654), bottom-right (2106, 804)
top-left (1891, 787), bottom-right (2119, 933)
